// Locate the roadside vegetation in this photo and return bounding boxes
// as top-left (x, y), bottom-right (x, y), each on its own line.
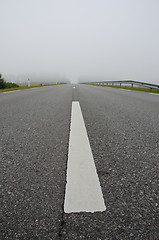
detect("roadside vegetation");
top-left (0, 84), bottom-right (60, 92)
top-left (0, 73), bottom-right (19, 90)
top-left (0, 74), bottom-right (64, 92)
top-left (86, 83), bottom-right (159, 94)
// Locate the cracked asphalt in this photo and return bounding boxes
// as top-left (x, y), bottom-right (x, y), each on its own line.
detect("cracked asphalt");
top-left (0, 84), bottom-right (159, 239)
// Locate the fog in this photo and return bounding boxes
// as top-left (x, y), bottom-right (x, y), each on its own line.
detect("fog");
top-left (0, 0), bottom-right (159, 84)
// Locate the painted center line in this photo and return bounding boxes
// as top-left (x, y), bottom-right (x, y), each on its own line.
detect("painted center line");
top-left (64, 101), bottom-right (106, 213)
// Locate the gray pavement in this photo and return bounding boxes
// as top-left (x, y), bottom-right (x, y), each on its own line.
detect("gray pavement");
top-left (0, 86), bottom-right (72, 239)
top-left (1, 85), bottom-right (159, 239)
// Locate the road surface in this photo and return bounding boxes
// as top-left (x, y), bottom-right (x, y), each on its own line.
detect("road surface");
top-left (0, 85), bottom-right (159, 239)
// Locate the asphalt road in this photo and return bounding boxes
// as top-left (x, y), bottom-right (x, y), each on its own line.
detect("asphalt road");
top-left (0, 85), bottom-right (159, 239)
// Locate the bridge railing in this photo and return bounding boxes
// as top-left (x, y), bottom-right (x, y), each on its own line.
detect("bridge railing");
top-left (86, 80), bottom-right (159, 90)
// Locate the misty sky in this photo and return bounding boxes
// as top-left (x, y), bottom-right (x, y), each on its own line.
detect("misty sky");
top-left (0, 0), bottom-right (159, 83)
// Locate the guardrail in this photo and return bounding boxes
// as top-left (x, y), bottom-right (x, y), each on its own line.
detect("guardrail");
top-left (86, 80), bottom-right (159, 90)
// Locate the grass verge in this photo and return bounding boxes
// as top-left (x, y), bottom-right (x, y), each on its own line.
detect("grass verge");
top-left (87, 84), bottom-right (159, 94)
top-left (0, 84), bottom-right (59, 93)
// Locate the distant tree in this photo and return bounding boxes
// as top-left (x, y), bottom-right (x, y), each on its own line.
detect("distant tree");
top-left (0, 74), bottom-right (6, 89)
top-left (0, 74), bottom-right (19, 89)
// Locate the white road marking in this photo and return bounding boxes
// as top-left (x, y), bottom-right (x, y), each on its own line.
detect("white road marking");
top-left (1, 90), bottom-right (22, 94)
top-left (73, 86), bottom-right (75, 88)
top-left (119, 89), bottom-right (131, 92)
top-left (149, 93), bottom-right (159, 96)
top-left (64, 101), bottom-right (106, 213)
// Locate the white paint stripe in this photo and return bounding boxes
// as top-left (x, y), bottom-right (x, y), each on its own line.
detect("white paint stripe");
top-left (64, 101), bottom-right (106, 213)
top-left (1, 90), bottom-right (22, 94)
top-left (119, 89), bottom-right (131, 92)
top-left (149, 93), bottom-right (159, 96)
